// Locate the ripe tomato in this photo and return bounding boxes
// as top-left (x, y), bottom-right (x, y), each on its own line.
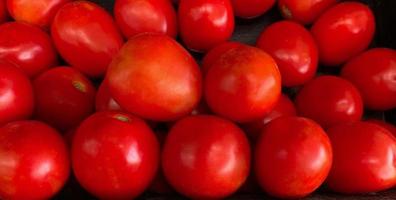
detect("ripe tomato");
top-left (0, 120), bottom-right (70, 200)
top-left (326, 122), bottom-right (396, 194)
top-left (201, 41), bottom-right (242, 75)
top-left (366, 119), bottom-right (396, 137)
top-left (33, 67), bottom-right (96, 131)
top-left (0, 22), bottom-right (57, 77)
top-left (72, 111), bottom-right (159, 199)
top-left (255, 117), bottom-right (332, 198)
top-left (278, 0), bottom-right (338, 25)
top-left (95, 81), bottom-right (123, 112)
top-left (51, 1), bottom-right (124, 78)
top-left (341, 48), bottom-right (396, 110)
top-left (295, 75), bottom-right (363, 128)
top-left (0, 62), bottom-right (34, 125)
top-left (231, 0), bottom-right (275, 19)
top-left (205, 44), bottom-right (281, 122)
top-left (178, 0), bottom-right (234, 52)
top-left (311, 2), bottom-right (375, 66)
top-left (6, 0), bottom-right (71, 28)
top-left (0, 0), bottom-right (8, 23)
top-left (257, 20), bottom-right (318, 87)
top-left (162, 115), bottom-right (250, 199)
top-left (106, 34), bottom-right (201, 121)
top-left (114, 0), bottom-right (177, 38)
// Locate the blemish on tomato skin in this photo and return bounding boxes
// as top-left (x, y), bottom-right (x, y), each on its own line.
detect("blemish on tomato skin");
top-left (113, 114), bottom-right (131, 123)
top-left (281, 5), bottom-right (293, 19)
top-left (72, 81), bottom-right (87, 93)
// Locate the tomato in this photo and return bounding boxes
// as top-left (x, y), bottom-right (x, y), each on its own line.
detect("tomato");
top-left (311, 2), bottom-right (375, 66)
top-left (33, 67), bottom-right (96, 131)
top-left (72, 111), bottom-right (159, 199)
top-left (162, 115), bottom-right (250, 199)
top-left (205, 44), bottom-right (281, 122)
top-left (366, 119), bottom-right (396, 137)
top-left (0, 62), bottom-right (34, 125)
top-left (243, 94), bottom-right (296, 140)
top-left (257, 20), bottom-right (318, 87)
top-left (114, 0), bottom-right (177, 38)
top-left (51, 1), bottom-right (124, 78)
top-left (0, 22), bottom-right (57, 77)
top-left (295, 75), bottom-right (363, 128)
top-left (7, 0), bottom-right (71, 28)
top-left (255, 117), bottom-right (332, 198)
top-left (201, 41), bottom-right (242, 75)
top-left (0, 0), bottom-right (8, 23)
top-left (106, 34), bottom-right (201, 121)
top-left (0, 120), bottom-right (70, 200)
top-left (95, 81), bottom-right (123, 112)
top-left (278, 0), bottom-right (338, 25)
top-left (231, 0), bottom-right (275, 19)
top-left (341, 48), bottom-right (396, 110)
top-left (326, 121), bottom-right (396, 194)
top-left (178, 0), bottom-right (234, 52)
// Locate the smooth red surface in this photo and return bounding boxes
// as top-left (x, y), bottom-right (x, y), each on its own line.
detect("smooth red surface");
top-left (72, 111), bottom-right (159, 199)
top-left (327, 122), bottom-right (396, 194)
top-left (201, 41), bottom-right (242, 75)
top-left (33, 67), bottom-right (96, 131)
top-left (278, 0), bottom-right (338, 25)
top-left (0, 22), bottom-right (57, 77)
top-left (311, 2), bottom-right (375, 66)
top-left (0, 0), bottom-right (8, 23)
top-left (0, 120), bottom-right (70, 200)
top-left (0, 62), bottom-right (34, 125)
top-left (255, 117), bottom-right (332, 198)
top-left (366, 119), bottom-right (396, 137)
top-left (114, 0), bottom-right (177, 38)
top-left (7, 0), bottom-right (71, 28)
top-left (178, 0), bottom-right (234, 52)
top-left (257, 20), bottom-right (318, 86)
top-left (162, 115), bottom-right (250, 199)
top-left (232, 0), bottom-right (275, 18)
top-left (107, 34), bottom-right (202, 121)
top-left (95, 81), bottom-right (123, 112)
top-left (295, 75), bottom-right (363, 128)
top-left (51, 1), bottom-right (124, 78)
top-left (205, 44), bottom-right (281, 122)
top-left (341, 48), bottom-right (396, 110)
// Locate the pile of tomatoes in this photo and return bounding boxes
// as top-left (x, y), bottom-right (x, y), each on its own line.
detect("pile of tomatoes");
top-left (0, 0), bottom-right (396, 199)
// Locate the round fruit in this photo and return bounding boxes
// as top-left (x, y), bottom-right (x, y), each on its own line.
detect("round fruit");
top-left (232, 0), bottom-right (275, 19)
top-left (366, 119), bottom-right (396, 137)
top-left (95, 81), bottom-right (123, 112)
top-left (201, 41), bottom-right (242, 75)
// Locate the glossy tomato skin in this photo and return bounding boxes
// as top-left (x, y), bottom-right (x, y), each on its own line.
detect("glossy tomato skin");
top-left (72, 111), bottom-right (159, 199)
top-left (114, 0), bottom-right (177, 38)
top-left (107, 34), bottom-right (202, 121)
top-left (255, 117), bottom-right (332, 198)
top-left (0, 0), bottom-right (8, 23)
top-left (201, 41), bottom-right (242, 75)
top-left (33, 67), bottom-right (96, 131)
top-left (311, 2), bottom-right (375, 66)
top-left (95, 81), bottom-right (123, 112)
top-left (257, 20), bottom-right (318, 87)
top-left (295, 75), bottom-right (363, 128)
top-left (7, 0), bottom-right (71, 28)
top-left (326, 122), bottom-right (396, 194)
top-left (178, 0), bottom-right (234, 52)
top-left (0, 22), bottom-right (57, 77)
top-left (205, 44), bottom-right (281, 122)
top-left (341, 48), bottom-right (396, 110)
top-left (232, 0), bottom-right (275, 18)
top-left (366, 119), bottom-right (396, 137)
top-left (0, 120), bottom-right (70, 200)
top-left (0, 62), bottom-right (34, 125)
top-left (278, 0), bottom-right (338, 25)
top-left (162, 115), bottom-right (250, 199)
top-left (51, 1), bottom-right (124, 78)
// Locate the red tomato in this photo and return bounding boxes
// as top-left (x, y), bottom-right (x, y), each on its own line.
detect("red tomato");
top-left (114, 0), bottom-right (177, 38)
top-left (0, 0), bottom-right (8, 23)
top-left (231, 0), bottom-right (275, 18)
top-left (278, 0), bottom-right (338, 25)
top-left (162, 115), bottom-right (250, 199)
top-left (366, 119), bottom-right (396, 137)
top-left (0, 120), bottom-right (70, 200)
top-left (257, 20), bottom-right (318, 87)
top-left (295, 75), bottom-right (363, 128)
top-left (6, 0), bottom-right (71, 28)
top-left (205, 44), bottom-right (281, 122)
top-left (311, 2), bottom-right (375, 66)
top-left (106, 34), bottom-right (201, 121)
top-left (341, 48), bottom-right (396, 110)
top-left (33, 67), bottom-right (96, 131)
top-left (0, 62), bottom-right (34, 125)
top-left (201, 41), bottom-right (242, 75)
top-left (178, 0), bottom-right (234, 52)
top-left (0, 22), bottom-right (57, 77)
top-left (72, 111), bottom-right (159, 199)
top-left (95, 81), bottom-right (123, 112)
top-left (255, 117), bottom-right (332, 198)
top-left (326, 122), bottom-right (396, 194)
top-left (51, 1), bottom-right (124, 78)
